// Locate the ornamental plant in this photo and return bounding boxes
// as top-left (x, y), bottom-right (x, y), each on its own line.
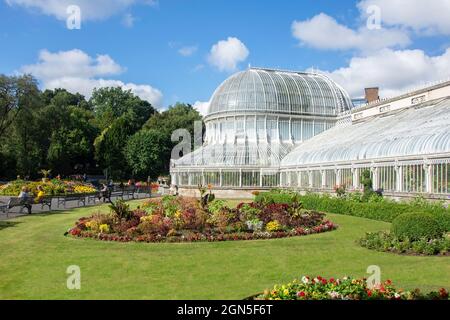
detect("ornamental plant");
top-left (255, 276), bottom-right (449, 300)
top-left (359, 231), bottom-right (449, 256)
top-left (67, 196), bottom-right (338, 243)
top-left (266, 220), bottom-right (282, 232)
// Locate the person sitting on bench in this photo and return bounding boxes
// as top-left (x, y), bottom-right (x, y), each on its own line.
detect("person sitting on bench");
top-left (18, 186), bottom-right (32, 214)
top-left (35, 185), bottom-right (45, 203)
top-left (99, 184), bottom-right (109, 203)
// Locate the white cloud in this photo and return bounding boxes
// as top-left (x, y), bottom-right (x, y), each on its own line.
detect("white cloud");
top-left (122, 13), bottom-right (135, 28)
top-left (178, 46), bottom-right (198, 57)
top-left (292, 13), bottom-right (410, 52)
top-left (193, 101), bottom-right (209, 116)
top-left (21, 49), bottom-right (124, 79)
top-left (5, 0), bottom-right (156, 21)
top-left (320, 48), bottom-right (450, 98)
top-left (208, 37), bottom-right (249, 72)
top-left (20, 49), bottom-right (163, 107)
top-left (358, 0), bottom-right (450, 35)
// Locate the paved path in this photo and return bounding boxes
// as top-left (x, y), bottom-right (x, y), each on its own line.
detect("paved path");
top-left (0, 193), bottom-right (156, 221)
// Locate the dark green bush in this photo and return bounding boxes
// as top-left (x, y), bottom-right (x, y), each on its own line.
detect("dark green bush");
top-left (297, 193), bottom-right (450, 232)
top-left (391, 213), bottom-right (444, 240)
top-left (254, 191), bottom-right (295, 205)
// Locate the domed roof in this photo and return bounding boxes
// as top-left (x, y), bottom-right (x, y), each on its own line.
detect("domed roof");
top-left (206, 67), bottom-right (353, 118)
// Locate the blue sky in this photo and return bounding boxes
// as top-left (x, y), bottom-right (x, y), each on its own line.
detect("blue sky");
top-left (1, 0), bottom-right (450, 112)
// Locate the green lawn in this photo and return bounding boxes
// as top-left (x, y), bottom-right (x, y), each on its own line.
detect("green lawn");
top-left (0, 200), bottom-right (449, 300)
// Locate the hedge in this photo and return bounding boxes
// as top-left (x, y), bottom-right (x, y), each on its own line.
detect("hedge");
top-left (255, 192), bottom-right (450, 232)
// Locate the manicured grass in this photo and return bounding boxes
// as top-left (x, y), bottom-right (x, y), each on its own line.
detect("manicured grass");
top-left (0, 200), bottom-right (449, 300)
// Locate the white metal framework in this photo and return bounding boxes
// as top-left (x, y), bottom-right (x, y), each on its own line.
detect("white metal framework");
top-left (171, 68), bottom-right (450, 198)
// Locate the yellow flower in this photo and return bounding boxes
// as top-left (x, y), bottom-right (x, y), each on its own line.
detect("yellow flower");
top-left (266, 220), bottom-right (282, 232)
top-left (85, 220), bottom-right (99, 232)
top-left (99, 224), bottom-right (110, 234)
top-left (74, 185), bottom-right (97, 194)
top-left (140, 215), bottom-right (153, 223)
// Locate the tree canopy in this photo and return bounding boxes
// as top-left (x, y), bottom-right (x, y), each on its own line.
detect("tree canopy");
top-left (0, 75), bottom-right (203, 180)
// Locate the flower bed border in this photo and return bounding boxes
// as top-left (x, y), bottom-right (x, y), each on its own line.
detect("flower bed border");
top-left (251, 276), bottom-right (449, 300)
top-left (358, 231), bottom-right (449, 257)
top-left (67, 220), bottom-right (338, 243)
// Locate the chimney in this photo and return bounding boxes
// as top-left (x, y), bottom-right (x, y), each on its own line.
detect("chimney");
top-left (365, 87), bottom-right (379, 103)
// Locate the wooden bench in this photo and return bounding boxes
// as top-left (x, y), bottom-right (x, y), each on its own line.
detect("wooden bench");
top-left (6, 197), bottom-right (34, 216)
top-left (38, 196), bottom-right (52, 211)
top-left (56, 194), bottom-right (87, 208)
top-left (87, 192), bottom-right (100, 205)
top-left (0, 201), bottom-right (8, 216)
top-left (123, 187), bottom-right (136, 199)
top-left (110, 190), bottom-right (124, 200)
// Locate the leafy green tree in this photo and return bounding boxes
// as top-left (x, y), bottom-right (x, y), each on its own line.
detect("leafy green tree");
top-left (94, 114), bottom-right (137, 179)
top-left (0, 75), bottom-right (43, 178)
top-left (0, 74), bottom-right (40, 139)
top-left (46, 106), bottom-right (98, 174)
top-left (90, 87), bottom-right (156, 131)
top-left (143, 103), bottom-right (203, 173)
top-left (125, 129), bottom-right (170, 179)
top-left (144, 103), bottom-right (202, 138)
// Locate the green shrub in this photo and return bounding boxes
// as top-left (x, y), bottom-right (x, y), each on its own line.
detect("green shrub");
top-left (254, 191), bottom-right (294, 205)
top-left (359, 231), bottom-right (449, 255)
top-left (298, 193), bottom-right (450, 232)
top-left (391, 213), bottom-right (444, 240)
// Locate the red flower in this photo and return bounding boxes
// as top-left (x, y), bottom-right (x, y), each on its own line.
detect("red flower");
top-left (69, 228), bottom-right (81, 236)
top-left (385, 279), bottom-right (392, 285)
top-left (321, 279), bottom-right (327, 285)
top-left (367, 290), bottom-right (372, 297)
top-left (297, 291), bottom-right (306, 298)
top-left (439, 288), bottom-right (449, 298)
top-left (329, 278), bottom-right (335, 283)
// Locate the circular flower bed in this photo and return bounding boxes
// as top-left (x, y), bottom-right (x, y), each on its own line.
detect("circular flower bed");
top-left (253, 276), bottom-right (449, 300)
top-left (67, 196), bottom-right (338, 243)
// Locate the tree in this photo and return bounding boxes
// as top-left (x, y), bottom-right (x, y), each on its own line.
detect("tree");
top-left (144, 103), bottom-right (202, 138)
top-left (0, 74), bottom-right (40, 139)
top-left (0, 75), bottom-right (43, 178)
top-left (94, 114), bottom-right (136, 179)
top-left (143, 103), bottom-right (203, 173)
top-left (90, 87), bottom-right (156, 131)
top-left (46, 106), bottom-right (98, 174)
top-left (125, 129), bottom-right (170, 179)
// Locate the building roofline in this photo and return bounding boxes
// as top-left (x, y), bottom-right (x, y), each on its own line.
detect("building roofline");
top-left (352, 78), bottom-right (450, 113)
top-left (249, 66), bottom-right (318, 76)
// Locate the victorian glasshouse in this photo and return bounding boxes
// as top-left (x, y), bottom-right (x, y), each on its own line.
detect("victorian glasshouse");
top-left (171, 67), bottom-right (450, 199)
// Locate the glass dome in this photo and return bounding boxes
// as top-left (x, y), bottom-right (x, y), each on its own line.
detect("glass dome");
top-left (171, 67), bottom-right (356, 189)
top-left (206, 67), bottom-right (353, 118)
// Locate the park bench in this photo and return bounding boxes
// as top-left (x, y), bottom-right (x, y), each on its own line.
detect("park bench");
top-left (87, 192), bottom-right (100, 205)
top-left (110, 190), bottom-right (124, 200)
top-left (0, 201), bottom-right (7, 216)
top-left (38, 196), bottom-right (53, 211)
top-left (56, 194), bottom-right (87, 208)
top-left (123, 187), bottom-right (136, 199)
top-left (0, 195), bottom-right (53, 218)
top-left (5, 197), bottom-right (34, 216)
